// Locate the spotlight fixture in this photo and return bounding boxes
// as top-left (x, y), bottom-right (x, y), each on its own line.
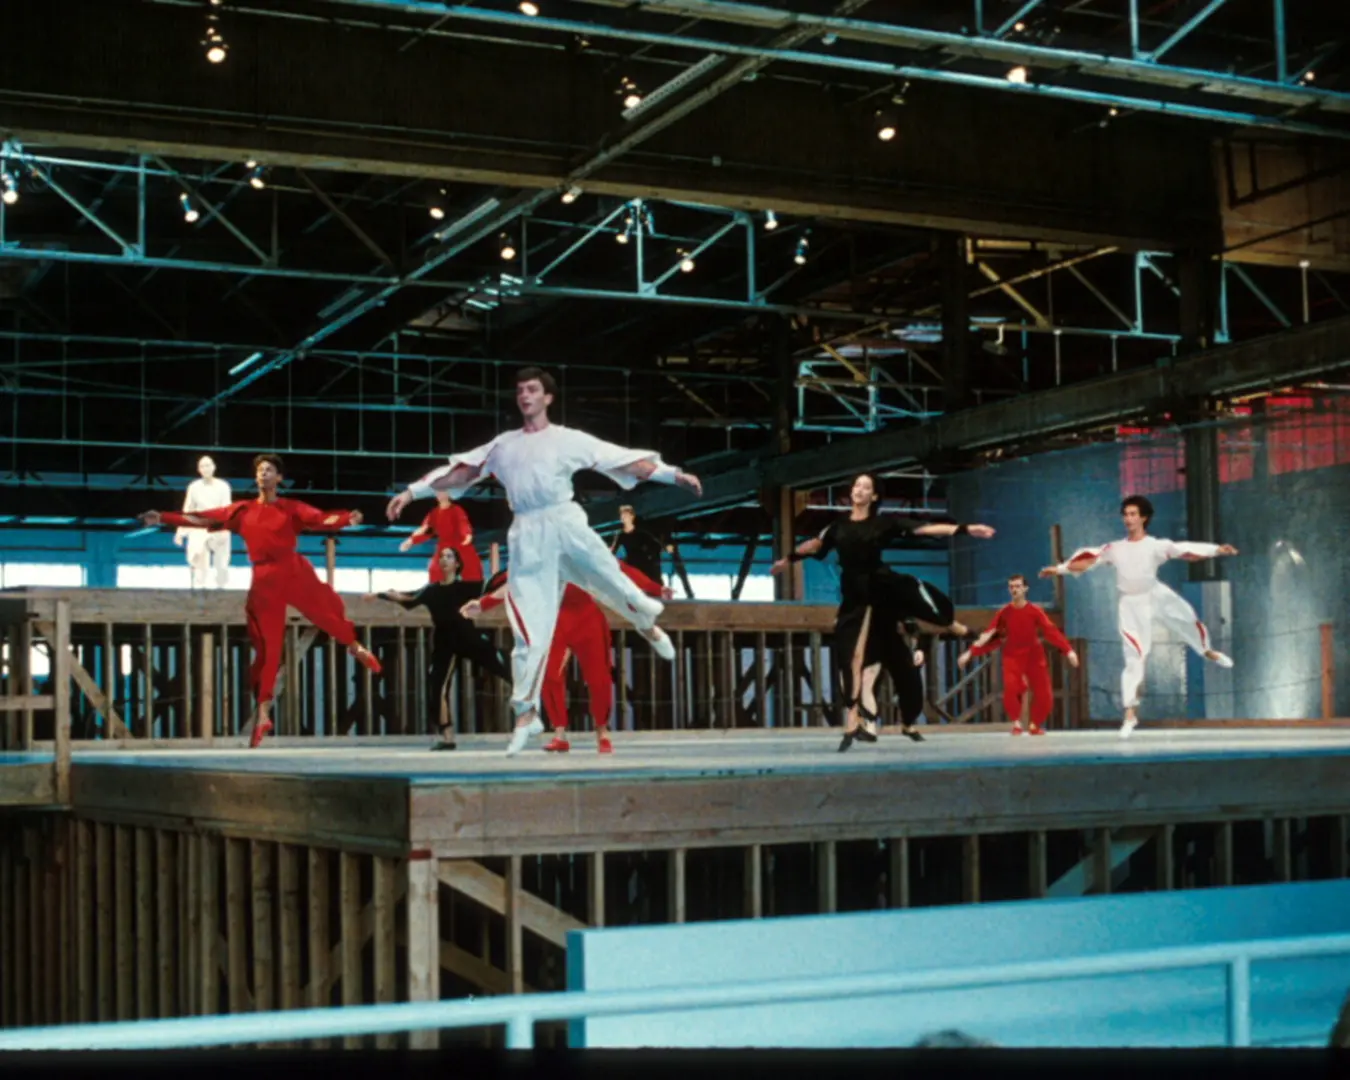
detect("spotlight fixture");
top-left (1302, 70), bottom-right (1316, 83)
top-left (618, 76), bottom-right (642, 111)
top-left (1299, 258), bottom-right (1311, 269)
top-left (519, 1), bottom-right (540, 14)
top-left (640, 204), bottom-right (655, 237)
top-left (794, 232), bottom-right (810, 266)
top-left (821, 32), bottom-right (838, 46)
top-left (616, 214), bottom-right (633, 244)
top-left (1006, 65), bottom-right (1029, 84)
top-left (677, 249), bottom-right (695, 273)
top-left (0, 171), bottom-right (17, 206)
top-left (203, 14), bottom-right (228, 64)
top-left (561, 184), bottom-right (581, 204)
top-left (247, 164), bottom-right (266, 190)
top-left (499, 232), bottom-right (517, 261)
top-left (1013, 21), bottom-right (1026, 32)
top-left (179, 192), bottom-right (200, 223)
top-left (875, 108), bottom-right (898, 141)
top-left (764, 210), bottom-right (778, 231)
top-left (429, 187), bottom-right (447, 219)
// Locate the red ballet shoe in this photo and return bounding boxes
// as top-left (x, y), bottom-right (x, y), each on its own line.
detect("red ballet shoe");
top-left (249, 717), bottom-right (273, 749)
top-left (1028, 722), bottom-right (1046, 736)
top-left (351, 645), bottom-right (383, 675)
top-left (597, 735), bottom-right (614, 754)
top-left (1010, 722), bottom-right (1024, 736)
top-left (543, 736), bottom-right (571, 753)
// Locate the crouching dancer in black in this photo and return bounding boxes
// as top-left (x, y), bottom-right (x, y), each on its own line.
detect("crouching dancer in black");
top-left (367, 547), bottom-right (512, 750)
top-left (771, 472), bottom-right (995, 751)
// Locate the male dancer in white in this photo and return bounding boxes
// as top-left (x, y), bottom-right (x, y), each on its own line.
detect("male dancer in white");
top-left (386, 367), bottom-right (702, 756)
top-left (176, 454), bottom-right (232, 588)
top-left (1040, 494), bottom-right (1237, 738)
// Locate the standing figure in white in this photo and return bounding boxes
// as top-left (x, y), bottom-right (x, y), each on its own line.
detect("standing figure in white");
top-left (1041, 494), bottom-right (1238, 739)
top-left (386, 367), bottom-right (703, 756)
top-left (176, 455), bottom-right (233, 588)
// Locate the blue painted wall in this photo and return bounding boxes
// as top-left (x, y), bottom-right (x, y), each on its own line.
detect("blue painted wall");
top-left (566, 879), bottom-right (1350, 1048)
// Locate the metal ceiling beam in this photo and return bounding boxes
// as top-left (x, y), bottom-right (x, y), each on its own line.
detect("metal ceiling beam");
top-left (570, 314), bottom-right (1350, 528)
top-left (322, 0), bottom-right (1350, 137)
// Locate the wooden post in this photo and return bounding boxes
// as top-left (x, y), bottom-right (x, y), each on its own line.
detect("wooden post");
top-left (406, 853), bottom-right (439, 1050)
top-left (1028, 830), bottom-right (1048, 898)
top-left (1272, 818), bottom-right (1292, 882)
top-left (1215, 822), bottom-right (1235, 887)
top-left (889, 837), bottom-right (910, 908)
top-left (308, 848), bottom-right (332, 1046)
top-left (278, 844), bottom-right (302, 1025)
top-left (114, 826), bottom-right (134, 1020)
top-left (184, 834), bottom-right (200, 1016)
top-left (1322, 623), bottom-right (1335, 719)
top-left (372, 856), bottom-right (397, 1048)
top-left (1156, 824), bottom-right (1175, 890)
top-left (225, 839), bottom-right (248, 1015)
top-left (505, 854), bottom-right (524, 996)
top-left (339, 852), bottom-right (362, 1050)
top-left (962, 834), bottom-right (981, 904)
top-left (668, 848), bottom-right (687, 924)
top-left (251, 841), bottom-right (275, 1014)
top-left (198, 631), bottom-right (215, 744)
top-left (744, 845), bottom-right (763, 918)
top-left (325, 537), bottom-right (337, 587)
top-left (154, 831), bottom-right (175, 1019)
top-left (142, 625), bottom-right (154, 739)
top-left (53, 600), bottom-right (72, 802)
top-left (94, 823), bottom-right (112, 1021)
top-left (1049, 524), bottom-right (1066, 612)
top-left (199, 834), bottom-right (220, 1016)
top-left (816, 841), bottom-right (837, 914)
top-left (588, 852), bottom-right (605, 928)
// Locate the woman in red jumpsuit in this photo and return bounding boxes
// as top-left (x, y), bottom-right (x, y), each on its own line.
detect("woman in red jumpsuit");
top-left (463, 562), bottom-right (669, 753)
top-left (958, 573), bottom-right (1078, 735)
top-left (140, 453), bottom-right (382, 747)
top-left (400, 490), bottom-right (483, 583)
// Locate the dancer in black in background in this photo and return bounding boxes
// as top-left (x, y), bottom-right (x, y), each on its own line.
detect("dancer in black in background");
top-left (366, 547), bottom-right (511, 750)
top-left (772, 473), bottom-right (994, 752)
top-left (612, 504), bottom-right (665, 583)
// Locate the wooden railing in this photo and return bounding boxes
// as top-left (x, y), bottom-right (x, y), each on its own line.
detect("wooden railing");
top-left (0, 588), bottom-right (1077, 760)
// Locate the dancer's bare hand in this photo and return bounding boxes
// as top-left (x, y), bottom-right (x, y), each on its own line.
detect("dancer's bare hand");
top-left (1038, 566), bottom-right (1059, 578)
top-left (460, 599), bottom-right (483, 619)
top-left (398, 537), bottom-right (414, 552)
top-left (770, 558), bottom-right (789, 575)
top-left (386, 488), bottom-right (414, 522)
top-left (676, 470), bottom-right (702, 496)
top-left (1066, 649), bottom-right (1080, 668)
top-left (967, 523), bottom-right (995, 539)
top-left (660, 586), bottom-right (675, 601)
top-left (1218, 544), bottom-right (1238, 555)
top-left (139, 511), bottom-right (161, 527)
top-left (348, 510), bottom-right (364, 526)
top-left (957, 650), bottom-right (972, 670)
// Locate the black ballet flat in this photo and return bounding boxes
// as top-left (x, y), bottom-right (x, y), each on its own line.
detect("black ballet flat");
top-left (431, 723), bottom-right (457, 751)
top-left (853, 725), bottom-right (878, 744)
top-left (901, 727), bottom-right (925, 743)
top-left (838, 732), bottom-right (855, 753)
top-left (854, 703), bottom-right (880, 743)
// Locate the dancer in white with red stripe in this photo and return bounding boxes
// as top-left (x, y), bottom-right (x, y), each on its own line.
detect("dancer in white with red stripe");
top-left (386, 367), bottom-right (701, 756)
top-left (1040, 495), bottom-right (1237, 739)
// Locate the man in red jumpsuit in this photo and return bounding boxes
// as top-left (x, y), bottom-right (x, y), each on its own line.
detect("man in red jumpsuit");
top-left (140, 453), bottom-right (382, 748)
top-left (958, 573), bottom-right (1078, 735)
top-left (400, 490), bottom-right (483, 583)
top-left (463, 562), bottom-right (670, 753)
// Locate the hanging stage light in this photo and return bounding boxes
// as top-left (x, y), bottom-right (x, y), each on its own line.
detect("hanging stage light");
top-left (1006, 65), bottom-right (1029, 84)
top-left (764, 210), bottom-right (779, 231)
top-left (616, 214), bottom-right (633, 244)
top-left (519, 1), bottom-right (540, 15)
top-left (679, 254), bottom-right (695, 273)
top-left (794, 232), bottom-right (810, 266)
top-left (0, 170), bottom-right (18, 206)
top-left (875, 109), bottom-right (898, 141)
top-left (248, 164), bottom-right (267, 190)
top-left (618, 76), bottom-right (642, 111)
top-left (179, 192), bottom-right (200, 223)
top-left (561, 185), bottom-right (581, 204)
top-left (203, 13), bottom-right (228, 64)
top-left (499, 232), bottom-right (517, 261)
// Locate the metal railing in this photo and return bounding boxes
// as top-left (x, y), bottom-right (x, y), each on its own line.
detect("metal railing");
top-left (1, 931), bottom-right (1347, 1050)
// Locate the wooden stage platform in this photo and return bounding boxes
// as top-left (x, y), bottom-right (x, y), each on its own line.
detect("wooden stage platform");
top-left (7, 726), bottom-right (1350, 857)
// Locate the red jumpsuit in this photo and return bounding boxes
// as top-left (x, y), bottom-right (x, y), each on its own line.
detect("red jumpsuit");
top-left (159, 499), bottom-right (366, 705)
top-left (408, 503), bottom-right (483, 583)
top-left (482, 562), bottom-right (664, 738)
top-left (969, 602), bottom-right (1073, 730)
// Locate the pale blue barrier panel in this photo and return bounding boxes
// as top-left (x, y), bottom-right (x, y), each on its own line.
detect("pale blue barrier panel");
top-left (566, 880), bottom-right (1350, 1048)
top-left (0, 931), bottom-right (1348, 1050)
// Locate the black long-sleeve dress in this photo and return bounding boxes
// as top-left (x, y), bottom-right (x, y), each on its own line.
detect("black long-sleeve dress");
top-left (385, 581), bottom-right (512, 729)
top-left (807, 514), bottom-right (958, 727)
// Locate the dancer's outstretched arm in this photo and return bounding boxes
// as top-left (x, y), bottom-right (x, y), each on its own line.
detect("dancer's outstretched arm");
top-left (908, 521), bottom-right (996, 540)
top-left (1163, 540), bottom-right (1238, 562)
top-left (141, 504), bottom-right (238, 531)
top-left (1041, 544), bottom-right (1114, 578)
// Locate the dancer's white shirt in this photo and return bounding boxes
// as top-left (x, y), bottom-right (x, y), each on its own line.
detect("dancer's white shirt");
top-left (410, 425), bottom-right (659, 512)
top-left (1055, 536), bottom-right (1223, 596)
top-left (176, 478), bottom-right (233, 541)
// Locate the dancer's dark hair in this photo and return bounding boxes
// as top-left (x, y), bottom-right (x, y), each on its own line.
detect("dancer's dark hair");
top-left (515, 366), bottom-right (558, 396)
top-left (1120, 494), bottom-right (1154, 526)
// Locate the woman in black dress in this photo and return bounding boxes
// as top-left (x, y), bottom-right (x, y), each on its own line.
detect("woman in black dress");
top-left (772, 473), bottom-right (994, 751)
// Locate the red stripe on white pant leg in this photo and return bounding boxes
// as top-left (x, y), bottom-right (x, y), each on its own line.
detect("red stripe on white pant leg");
top-left (1195, 620), bottom-right (1208, 649)
top-left (1122, 630), bottom-right (1143, 656)
top-left (506, 592), bottom-right (531, 646)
